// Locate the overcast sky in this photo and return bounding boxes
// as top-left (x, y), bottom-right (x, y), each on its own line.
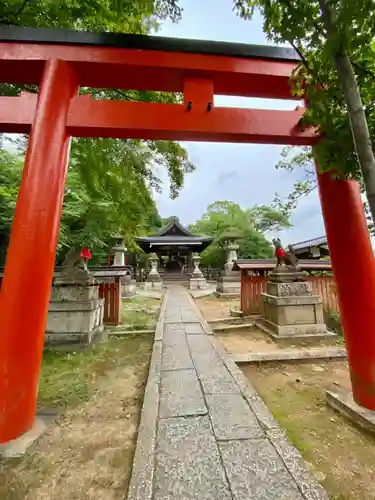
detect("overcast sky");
top-left (153, 0), bottom-right (325, 245)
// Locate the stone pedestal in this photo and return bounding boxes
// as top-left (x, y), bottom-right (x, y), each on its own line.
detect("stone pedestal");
top-left (122, 274), bottom-right (136, 297)
top-left (189, 276), bottom-right (208, 291)
top-left (215, 274), bottom-right (241, 298)
top-left (46, 275), bottom-right (104, 347)
top-left (258, 269), bottom-right (331, 339)
top-left (144, 275), bottom-right (163, 292)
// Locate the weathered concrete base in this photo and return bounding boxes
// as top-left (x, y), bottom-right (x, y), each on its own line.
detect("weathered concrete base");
top-left (256, 318), bottom-right (337, 345)
top-left (190, 286), bottom-right (215, 299)
top-left (0, 411), bottom-right (56, 458)
top-left (144, 279), bottom-right (163, 292)
top-left (233, 347), bottom-right (347, 364)
top-left (122, 277), bottom-right (137, 298)
top-left (212, 323), bottom-right (254, 334)
top-left (216, 276), bottom-right (240, 297)
top-left (47, 280), bottom-right (105, 347)
top-left (189, 276), bottom-right (208, 291)
top-left (326, 389), bottom-right (375, 435)
top-left (208, 316), bottom-right (246, 325)
top-left (230, 308), bottom-right (243, 318)
top-left (259, 277), bottom-right (331, 343)
top-left (44, 324), bottom-right (106, 349)
top-left (214, 291), bottom-right (241, 299)
top-left (108, 328), bottom-right (155, 337)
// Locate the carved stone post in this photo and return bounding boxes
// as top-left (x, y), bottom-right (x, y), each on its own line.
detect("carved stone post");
top-left (46, 257), bottom-right (105, 347)
top-left (192, 253), bottom-right (203, 277)
top-left (224, 240), bottom-right (239, 274)
top-left (216, 232), bottom-right (241, 297)
top-left (257, 266), bottom-right (333, 341)
top-left (112, 236), bottom-right (127, 267)
top-left (145, 252), bottom-right (162, 292)
top-left (190, 253), bottom-right (207, 291)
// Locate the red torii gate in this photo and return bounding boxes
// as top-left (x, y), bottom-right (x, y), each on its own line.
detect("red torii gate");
top-left (0, 26), bottom-right (374, 443)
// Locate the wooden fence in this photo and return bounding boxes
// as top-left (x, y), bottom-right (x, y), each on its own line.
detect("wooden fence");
top-left (99, 276), bottom-right (122, 326)
top-left (240, 273), bottom-right (339, 316)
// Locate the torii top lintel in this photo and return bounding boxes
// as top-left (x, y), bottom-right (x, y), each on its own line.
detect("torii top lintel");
top-left (0, 26), bottom-right (317, 145)
top-left (0, 25), bottom-right (300, 98)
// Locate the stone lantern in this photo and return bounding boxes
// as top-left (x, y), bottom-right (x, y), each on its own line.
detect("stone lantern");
top-left (145, 252), bottom-right (162, 292)
top-left (215, 230), bottom-right (242, 297)
top-left (189, 252), bottom-right (207, 291)
top-left (192, 252), bottom-right (203, 277)
top-left (219, 230), bottom-right (243, 275)
top-left (111, 235), bottom-right (127, 267)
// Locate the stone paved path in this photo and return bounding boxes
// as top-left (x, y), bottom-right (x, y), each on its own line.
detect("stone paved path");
top-left (128, 287), bottom-right (328, 500)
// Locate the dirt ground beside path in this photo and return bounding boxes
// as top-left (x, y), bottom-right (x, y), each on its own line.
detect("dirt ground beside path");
top-left (242, 360), bottom-right (375, 500)
top-left (0, 335), bottom-right (152, 500)
top-left (196, 296), bottom-right (240, 320)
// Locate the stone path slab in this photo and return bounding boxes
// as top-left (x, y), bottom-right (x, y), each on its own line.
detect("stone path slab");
top-left (127, 287), bottom-right (329, 500)
top-left (159, 369), bottom-right (207, 418)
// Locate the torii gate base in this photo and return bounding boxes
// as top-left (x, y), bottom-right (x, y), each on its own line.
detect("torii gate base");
top-left (1, 27), bottom-right (375, 443)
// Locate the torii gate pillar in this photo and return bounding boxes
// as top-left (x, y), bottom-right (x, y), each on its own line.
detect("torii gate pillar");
top-left (317, 165), bottom-right (375, 409)
top-left (0, 59), bottom-right (78, 442)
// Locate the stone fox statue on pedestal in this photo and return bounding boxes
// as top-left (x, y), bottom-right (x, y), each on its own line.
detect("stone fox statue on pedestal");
top-left (272, 238), bottom-right (300, 271)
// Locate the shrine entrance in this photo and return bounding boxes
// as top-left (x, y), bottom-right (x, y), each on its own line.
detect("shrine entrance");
top-left (136, 216), bottom-right (213, 276)
top-left (1, 26), bottom-right (374, 443)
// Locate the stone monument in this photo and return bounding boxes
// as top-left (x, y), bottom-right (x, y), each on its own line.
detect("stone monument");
top-left (144, 253), bottom-right (163, 292)
top-left (257, 238), bottom-right (332, 341)
top-left (112, 236), bottom-right (127, 266)
top-left (216, 231), bottom-right (242, 297)
top-left (189, 253), bottom-right (208, 291)
top-left (111, 236), bottom-right (136, 297)
top-left (46, 249), bottom-right (105, 347)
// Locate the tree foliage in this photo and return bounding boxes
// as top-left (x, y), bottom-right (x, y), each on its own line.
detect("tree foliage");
top-left (189, 201), bottom-right (291, 268)
top-left (271, 146), bottom-right (375, 236)
top-left (0, 0), bottom-right (182, 30)
top-left (0, 0), bottom-right (194, 263)
top-left (235, 0), bottom-right (375, 225)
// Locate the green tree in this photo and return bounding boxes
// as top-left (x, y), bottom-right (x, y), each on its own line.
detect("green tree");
top-left (0, 0), bottom-right (182, 29)
top-left (272, 146), bottom-right (375, 236)
top-left (0, 149), bottom-right (23, 265)
top-left (0, 0), bottom-right (194, 262)
top-left (190, 201), bottom-right (290, 268)
top-left (235, 0), bottom-right (375, 226)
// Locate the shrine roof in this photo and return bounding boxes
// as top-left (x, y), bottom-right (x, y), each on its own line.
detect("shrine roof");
top-left (233, 259), bottom-right (332, 271)
top-left (136, 217), bottom-right (213, 248)
top-left (0, 26), bottom-right (300, 63)
top-left (289, 236), bottom-right (328, 251)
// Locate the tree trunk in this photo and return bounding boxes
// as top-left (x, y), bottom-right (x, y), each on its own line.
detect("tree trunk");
top-left (319, 0), bottom-right (375, 226)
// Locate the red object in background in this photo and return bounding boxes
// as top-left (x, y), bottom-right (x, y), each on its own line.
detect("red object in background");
top-left (275, 247), bottom-right (285, 258)
top-left (80, 248), bottom-right (92, 260)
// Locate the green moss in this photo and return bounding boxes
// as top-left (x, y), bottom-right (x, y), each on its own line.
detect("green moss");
top-left (38, 334), bottom-right (152, 408)
top-left (121, 296), bottom-right (160, 330)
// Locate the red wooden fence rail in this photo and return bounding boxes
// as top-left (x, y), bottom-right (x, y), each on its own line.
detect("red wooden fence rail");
top-left (240, 273), bottom-right (339, 316)
top-left (0, 276), bottom-right (121, 325)
top-left (99, 276), bottom-right (121, 326)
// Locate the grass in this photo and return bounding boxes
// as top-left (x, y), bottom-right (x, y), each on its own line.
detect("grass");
top-left (38, 333), bottom-right (152, 408)
top-left (1, 333), bottom-right (153, 500)
top-left (121, 295), bottom-right (160, 330)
